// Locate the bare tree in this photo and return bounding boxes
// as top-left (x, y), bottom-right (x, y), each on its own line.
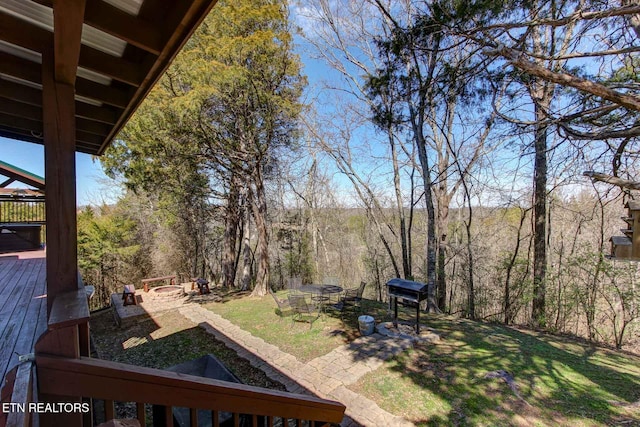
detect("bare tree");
top-left (303, 110), bottom-right (404, 278)
top-left (299, 0), bottom-right (416, 280)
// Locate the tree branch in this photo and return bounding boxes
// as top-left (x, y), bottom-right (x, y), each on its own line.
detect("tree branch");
top-left (484, 45), bottom-right (640, 112)
top-left (477, 5), bottom-right (640, 31)
top-left (558, 123), bottom-right (640, 139)
top-left (583, 171), bottom-right (640, 189)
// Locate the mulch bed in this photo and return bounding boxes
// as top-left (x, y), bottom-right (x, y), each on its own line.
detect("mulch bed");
top-left (90, 308), bottom-right (286, 420)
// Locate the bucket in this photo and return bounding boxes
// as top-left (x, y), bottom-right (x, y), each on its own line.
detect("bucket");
top-left (358, 315), bottom-right (375, 336)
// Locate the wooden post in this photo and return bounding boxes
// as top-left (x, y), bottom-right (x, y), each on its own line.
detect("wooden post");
top-left (42, 50), bottom-right (79, 315)
top-left (41, 22), bottom-right (85, 419)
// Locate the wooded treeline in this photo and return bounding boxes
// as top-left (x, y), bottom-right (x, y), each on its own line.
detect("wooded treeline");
top-left (78, 0), bottom-right (640, 351)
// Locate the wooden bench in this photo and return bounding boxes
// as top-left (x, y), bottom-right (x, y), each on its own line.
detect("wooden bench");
top-left (141, 275), bottom-right (176, 292)
top-left (122, 285), bottom-right (137, 306)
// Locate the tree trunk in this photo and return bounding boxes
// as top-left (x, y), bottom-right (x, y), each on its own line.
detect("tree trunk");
top-left (531, 100), bottom-right (548, 327)
top-left (437, 234), bottom-right (447, 311)
top-left (414, 130), bottom-right (440, 313)
top-left (240, 200), bottom-right (252, 291)
top-left (249, 170), bottom-right (270, 297)
top-left (461, 186), bottom-right (475, 319)
top-left (222, 177), bottom-right (240, 288)
top-left (505, 208), bottom-right (527, 324)
top-left (436, 199), bottom-right (451, 312)
top-left (389, 129), bottom-right (411, 279)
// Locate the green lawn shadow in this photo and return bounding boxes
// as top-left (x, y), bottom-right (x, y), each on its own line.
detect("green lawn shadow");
top-left (356, 309), bottom-right (640, 426)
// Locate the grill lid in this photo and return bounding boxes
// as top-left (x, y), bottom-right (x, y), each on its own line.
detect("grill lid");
top-left (386, 278), bottom-right (428, 293)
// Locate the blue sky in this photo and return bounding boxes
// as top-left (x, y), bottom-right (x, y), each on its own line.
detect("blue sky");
top-left (0, 8), bottom-right (327, 208)
top-left (0, 4), bottom-right (536, 210)
top-left (0, 13), bottom-right (338, 208)
top-left (0, 136), bottom-right (117, 206)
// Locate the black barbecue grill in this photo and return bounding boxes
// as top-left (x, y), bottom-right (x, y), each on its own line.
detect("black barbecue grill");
top-left (386, 278), bottom-right (429, 334)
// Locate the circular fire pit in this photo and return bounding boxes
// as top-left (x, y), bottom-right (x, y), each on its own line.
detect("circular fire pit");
top-left (148, 285), bottom-right (185, 301)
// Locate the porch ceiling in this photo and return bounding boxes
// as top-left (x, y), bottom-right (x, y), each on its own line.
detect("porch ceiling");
top-left (0, 0), bottom-right (217, 156)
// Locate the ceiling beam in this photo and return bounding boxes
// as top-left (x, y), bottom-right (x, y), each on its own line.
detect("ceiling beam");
top-left (0, 51), bottom-right (130, 108)
top-left (85, 0), bottom-right (163, 55)
top-left (74, 143), bottom-right (103, 155)
top-left (74, 79), bottom-right (130, 108)
top-left (53, 0), bottom-right (86, 85)
top-left (0, 10), bottom-right (143, 87)
top-left (0, 80), bottom-right (41, 106)
top-left (0, 107), bottom-right (109, 136)
top-left (0, 113), bottom-right (106, 144)
top-left (0, 127), bottom-right (43, 145)
top-left (0, 0), bottom-right (219, 157)
top-left (76, 117), bottom-right (110, 136)
top-left (79, 45), bottom-right (143, 86)
top-left (0, 178), bottom-right (16, 188)
top-left (33, 0), bottom-right (163, 55)
top-left (0, 98), bottom-right (41, 122)
top-left (76, 130), bottom-right (105, 146)
top-left (76, 103), bottom-right (119, 125)
top-left (0, 52), bottom-right (41, 84)
top-left (0, 80), bottom-right (120, 124)
top-left (0, 112), bottom-right (44, 134)
top-left (0, 126), bottom-right (102, 155)
top-left (99, 0), bottom-right (216, 155)
top-left (0, 10), bottom-right (48, 52)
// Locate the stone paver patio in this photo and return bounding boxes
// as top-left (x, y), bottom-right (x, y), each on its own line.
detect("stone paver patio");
top-left (111, 286), bottom-right (418, 426)
top-left (178, 305), bottom-right (416, 427)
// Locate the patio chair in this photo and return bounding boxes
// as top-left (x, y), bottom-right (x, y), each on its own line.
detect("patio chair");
top-left (270, 291), bottom-right (291, 320)
top-left (288, 293), bottom-right (320, 329)
top-left (327, 282), bottom-right (365, 319)
top-left (342, 281), bottom-right (366, 312)
top-left (325, 296), bottom-right (348, 319)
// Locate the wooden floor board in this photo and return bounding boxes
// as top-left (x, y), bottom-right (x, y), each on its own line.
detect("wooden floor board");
top-left (33, 259), bottom-right (48, 343)
top-left (12, 258), bottom-right (46, 365)
top-left (0, 257), bottom-right (22, 307)
top-left (0, 258), bottom-right (34, 320)
top-left (0, 259), bottom-right (38, 380)
top-left (0, 252), bottom-right (47, 391)
top-left (0, 257), bottom-right (18, 281)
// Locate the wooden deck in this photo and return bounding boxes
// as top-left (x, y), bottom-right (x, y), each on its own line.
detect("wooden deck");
top-left (0, 250), bottom-right (346, 426)
top-left (0, 250), bottom-right (47, 388)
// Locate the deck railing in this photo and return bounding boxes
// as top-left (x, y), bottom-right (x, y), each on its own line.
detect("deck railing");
top-left (4, 361), bottom-right (37, 427)
top-left (0, 198), bottom-right (45, 224)
top-left (33, 287), bottom-right (346, 426)
top-left (36, 355), bottom-right (345, 426)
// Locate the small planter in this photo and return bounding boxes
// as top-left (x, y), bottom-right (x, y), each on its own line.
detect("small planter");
top-left (358, 315), bottom-right (375, 336)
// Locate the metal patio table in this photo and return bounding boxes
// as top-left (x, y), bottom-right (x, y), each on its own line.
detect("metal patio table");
top-left (299, 284), bottom-right (343, 311)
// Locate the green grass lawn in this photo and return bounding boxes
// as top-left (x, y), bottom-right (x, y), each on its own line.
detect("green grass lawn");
top-left (350, 317), bottom-right (640, 426)
top-left (204, 290), bottom-right (366, 361)
top-left (204, 292), bottom-right (640, 426)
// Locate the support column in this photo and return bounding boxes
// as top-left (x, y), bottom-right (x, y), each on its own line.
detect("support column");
top-left (42, 51), bottom-right (78, 315)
